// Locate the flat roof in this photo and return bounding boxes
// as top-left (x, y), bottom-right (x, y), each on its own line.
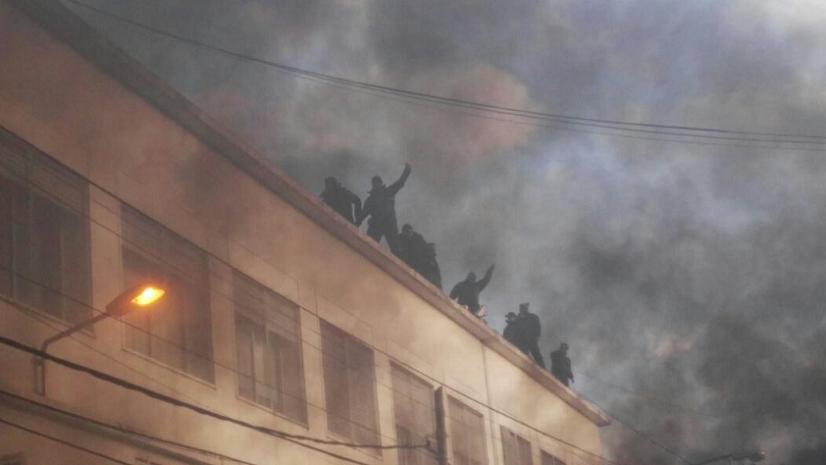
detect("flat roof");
top-left (11, 0), bottom-right (611, 427)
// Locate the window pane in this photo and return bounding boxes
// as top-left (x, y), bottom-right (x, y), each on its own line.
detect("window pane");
top-left (235, 315), bottom-right (256, 400)
top-left (233, 272), bottom-right (306, 423)
top-left (321, 321), bottom-right (379, 446)
top-left (322, 325), bottom-right (351, 437)
top-left (392, 364), bottom-right (437, 465)
top-left (122, 206), bottom-right (213, 382)
top-left (502, 427), bottom-right (532, 465)
top-left (0, 176), bottom-right (15, 296)
top-left (0, 130), bottom-right (91, 324)
top-left (272, 333), bottom-right (306, 423)
top-left (448, 397), bottom-right (488, 465)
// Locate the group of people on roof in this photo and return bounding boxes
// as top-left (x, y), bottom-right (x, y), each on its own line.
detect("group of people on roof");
top-left (320, 163), bottom-right (442, 289)
top-left (320, 163), bottom-right (574, 388)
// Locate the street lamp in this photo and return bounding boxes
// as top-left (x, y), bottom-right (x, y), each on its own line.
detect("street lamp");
top-left (34, 283), bottom-right (167, 395)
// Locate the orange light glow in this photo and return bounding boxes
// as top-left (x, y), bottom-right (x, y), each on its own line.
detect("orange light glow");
top-left (130, 286), bottom-right (166, 307)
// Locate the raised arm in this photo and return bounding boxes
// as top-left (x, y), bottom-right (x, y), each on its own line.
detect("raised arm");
top-left (386, 163), bottom-right (412, 196)
top-left (477, 264), bottom-right (495, 291)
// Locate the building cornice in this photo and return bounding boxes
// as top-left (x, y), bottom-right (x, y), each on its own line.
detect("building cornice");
top-left (11, 0), bottom-right (611, 427)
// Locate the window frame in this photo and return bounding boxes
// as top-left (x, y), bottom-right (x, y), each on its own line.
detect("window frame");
top-left (447, 396), bottom-right (489, 465)
top-left (501, 426), bottom-right (533, 465)
top-left (390, 362), bottom-right (438, 465)
top-left (233, 270), bottom-right (307, 426)
top-left (0, 127), bottom-right (92, 327)
top-left (119, 204), bottom-right (215, 383)
top-left (320, 320), bottom-right (382, 452)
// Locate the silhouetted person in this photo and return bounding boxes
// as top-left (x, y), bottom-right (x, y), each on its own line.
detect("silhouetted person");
top-left (399, 224), bottom-right (428, 271)
top-left (517, 303), bottom-right (545, 368)
top-left (320, 177), bottom-right (361, 225)
top-left (550, 343), bottom-right (574, 387)
top-left (420, 242), bottom-right (442, 290)
top-left (503, 312), bottom-right (523, 348)
top-left (449, 264), bottom-right (495, 316)
top-left (357, 163), bottom-right (411, 254)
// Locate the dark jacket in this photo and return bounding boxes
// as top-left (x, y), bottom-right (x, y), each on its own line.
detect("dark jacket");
top-left (321, 185), bottom-right (361, 224)
top-left (449, 267), bottom-right (493, 314)
top-left (399, 230), bottom-right (428, 270)
top-left (550, 350), bottom-right (573, 381)
top-left (422, 258), bottom-right (442, 290)
top-left (357, 165), bottom-right (411, 227)
top-left (503, 321), bottom-right (522, 348)
top-left (519, 311), bottom-right (541, 341)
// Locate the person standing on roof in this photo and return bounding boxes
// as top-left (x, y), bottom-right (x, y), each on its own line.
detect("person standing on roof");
top-left (550, 343), bottom-right (574, 387)
top-left (517, 303), bottom-right (545, 368)
top-left (420, 242), bottom-right (442, 290)
top-left (399, 223), bottom-right (428, 271)
top-left (503, 312), bottom-right (524, 350)
top-left (320, 176), bottom-right (362, 225)
top-left (449, 264), bottom-right (495, 316)
top-left (356, 163), bottom-right (411, 254)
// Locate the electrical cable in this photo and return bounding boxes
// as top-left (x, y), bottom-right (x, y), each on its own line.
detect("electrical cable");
top-left (0, 388), bottom-right (262, 465)
top-left (0, 335), bottom-right (426, 465)
top-left (0, 265), bottom-right (612, 465)
top-left (61, 0), bottom-right (826, 150)
top-left (0, 416), bottom-right (133, 465)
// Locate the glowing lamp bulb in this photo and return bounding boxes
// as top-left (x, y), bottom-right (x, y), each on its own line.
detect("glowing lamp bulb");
top-left (130, 286), bottom-right (166, 307)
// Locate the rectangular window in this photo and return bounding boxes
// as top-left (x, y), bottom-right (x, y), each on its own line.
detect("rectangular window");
top-left (541, 451), bottom-right (566, 465)
top-left (321, 321), bottom-right (380, 447)
top-left (234, 271), bottom-right (306, 424)
top-left (391, 363), bottom-right (437, 465)
top-left (0, 129), bottom-right (90, 324)
top-left (121, 205), bottom-right (213, 382)
top-left (448, 397), bottom-right (488, 465)
top-left (502, 426), bottom-right (533, 465)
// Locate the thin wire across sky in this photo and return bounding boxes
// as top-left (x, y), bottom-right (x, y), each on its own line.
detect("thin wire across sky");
top-left (64, 0), bottom-right (826, 152)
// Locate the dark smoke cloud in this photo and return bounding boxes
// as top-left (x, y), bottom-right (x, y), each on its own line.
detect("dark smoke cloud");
top-left (70, 1), bottom-right (826, 464)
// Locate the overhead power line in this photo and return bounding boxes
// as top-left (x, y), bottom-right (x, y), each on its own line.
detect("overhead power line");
top-left (0, 388), bottom-right (264, 465)
top-left (63, 0), bottom-right (826, 150)
top-left (0, 336), bottom-right (427, 465)
top-left (0, 416), bottom-right (133, 465)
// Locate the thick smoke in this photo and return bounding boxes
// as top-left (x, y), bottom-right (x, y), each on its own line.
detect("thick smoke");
top-left (70, 1), bottom-right (826, 464)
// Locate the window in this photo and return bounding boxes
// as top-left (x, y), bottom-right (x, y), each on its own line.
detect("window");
top-left (391, 364), bottom-right (437, 465)
top-left (447, 396), bottom-right (488, 465)
top-left (0, 129), bottom-right (91, 324)
top-left (121, 205), bottom-right (213, 382)
top-left (501, 427), bottom-right (533, 465)
top-left (541, 451), bottom-right (566, 465)
top-left (234, 271), bottom-right (306, 423)
top-left (321, 321), bottom-right (380, 447)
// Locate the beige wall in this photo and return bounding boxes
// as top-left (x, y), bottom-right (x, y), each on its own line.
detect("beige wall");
top-left (0, 3), bottom-right (604, 465)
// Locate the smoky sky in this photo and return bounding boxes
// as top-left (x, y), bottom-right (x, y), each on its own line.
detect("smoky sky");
top-left (67, 1), bottom-right (826, 464)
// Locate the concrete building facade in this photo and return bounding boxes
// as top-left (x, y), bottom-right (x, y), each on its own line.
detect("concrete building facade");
top-left (0, 1), bottom-right (610, 464)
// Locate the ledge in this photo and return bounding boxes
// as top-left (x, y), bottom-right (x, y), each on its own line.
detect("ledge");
top-left (11, 0), bottom-right (611, 428)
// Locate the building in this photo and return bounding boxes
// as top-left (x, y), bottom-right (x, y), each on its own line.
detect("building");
top-left (0, 1), bottom-right (610, 464)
